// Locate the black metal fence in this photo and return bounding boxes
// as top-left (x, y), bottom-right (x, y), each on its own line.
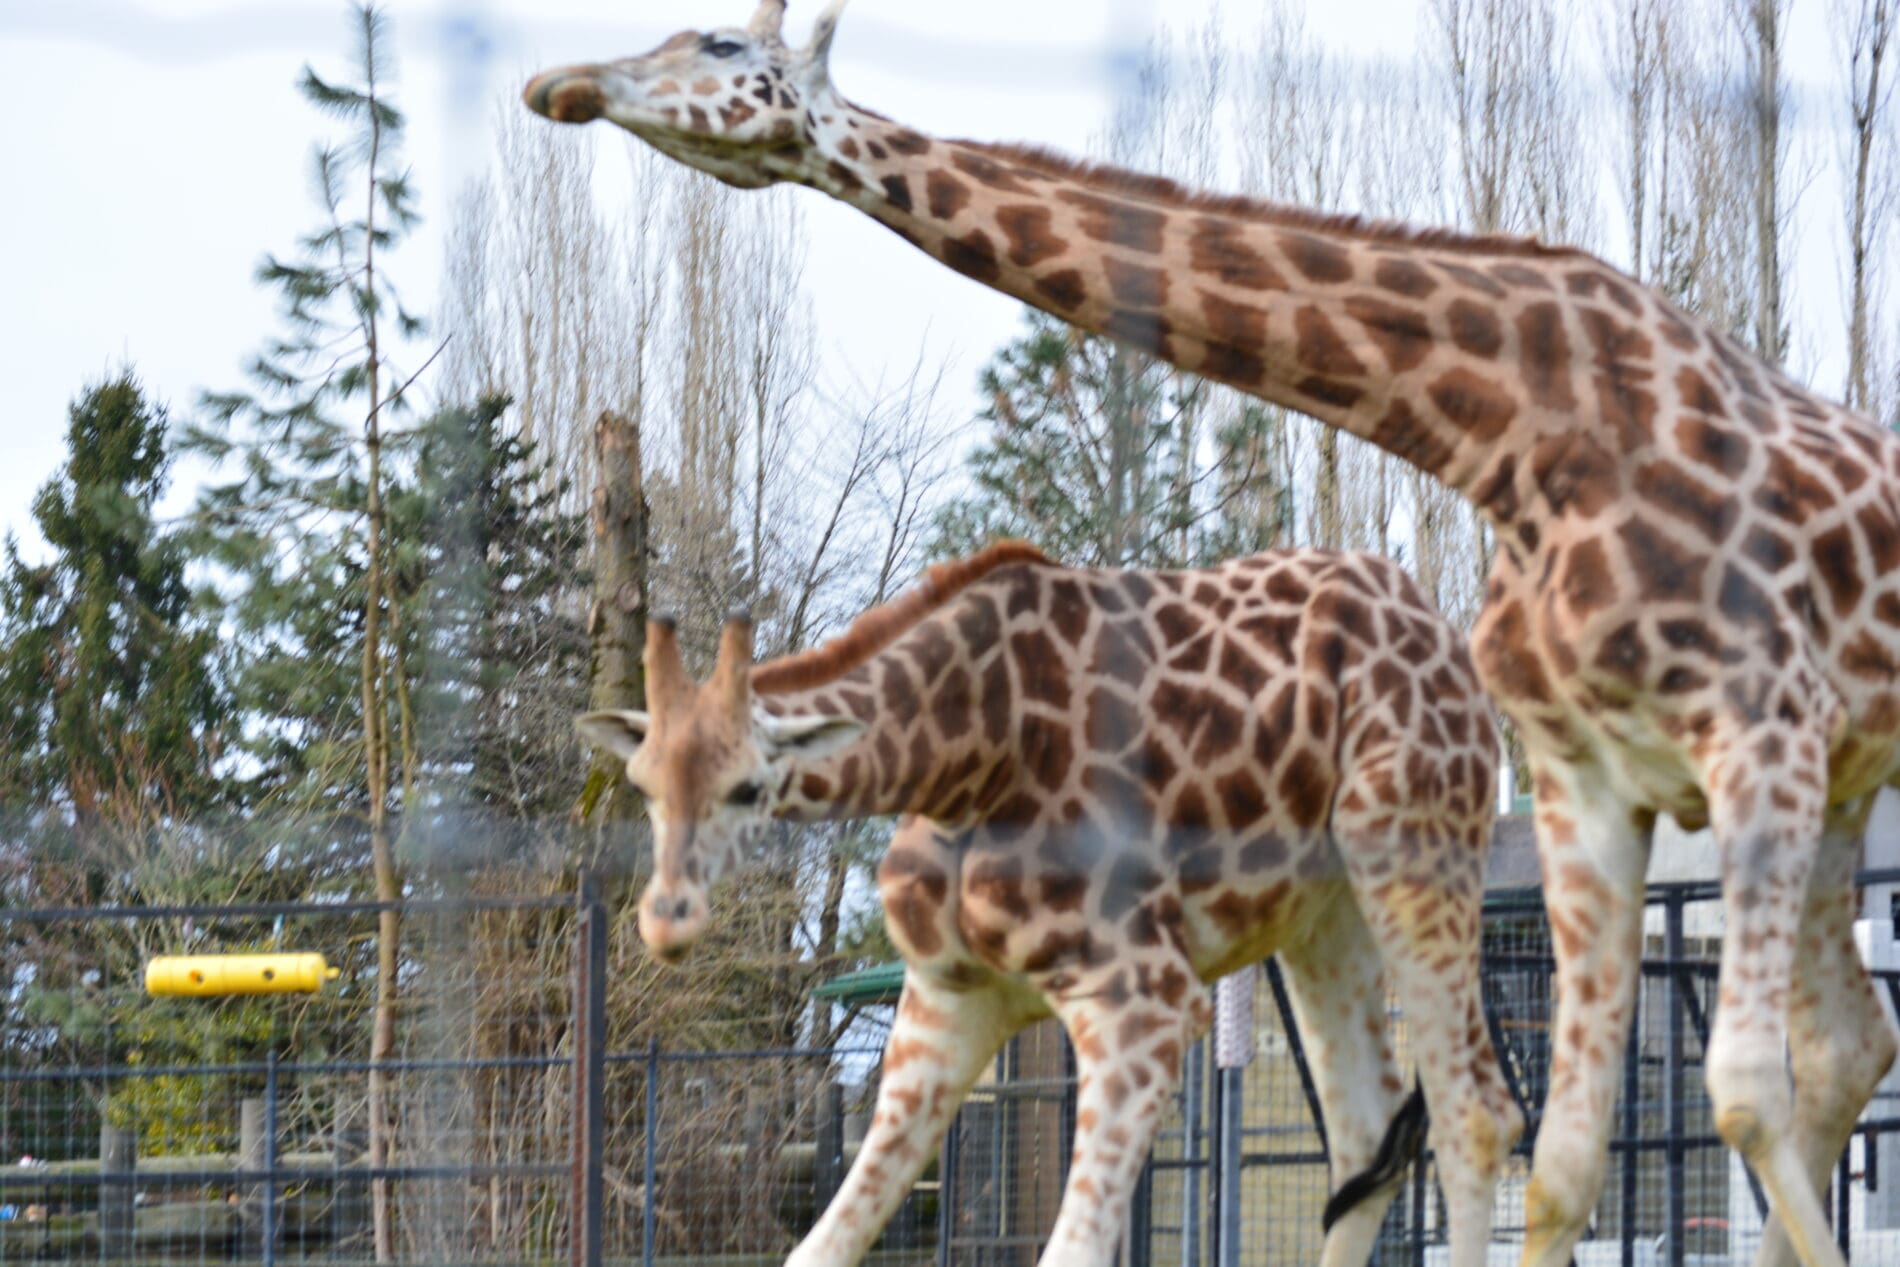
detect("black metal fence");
top-left (6, 872), bottom-right (1900, 1266)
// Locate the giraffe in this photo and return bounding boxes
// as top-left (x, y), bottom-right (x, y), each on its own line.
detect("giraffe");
top-left (580, 542), bottom-right (1522, 1267)
top-left (526, 7), bottom-right (1900, 1267)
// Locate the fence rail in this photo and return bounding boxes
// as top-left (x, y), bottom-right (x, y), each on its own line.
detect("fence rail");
top-left (4, 872), bottom-right (1900, 1266)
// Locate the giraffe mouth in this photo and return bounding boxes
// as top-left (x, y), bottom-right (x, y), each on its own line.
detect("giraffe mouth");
top-left (523, 70), bottom-right (607, 124)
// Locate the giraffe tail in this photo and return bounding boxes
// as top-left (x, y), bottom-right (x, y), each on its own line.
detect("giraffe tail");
top-left (1320, 1081), bottom-right (1429, 1232)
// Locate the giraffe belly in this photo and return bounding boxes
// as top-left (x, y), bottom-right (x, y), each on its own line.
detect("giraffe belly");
top-left (946, 828), bottom-right (1338, 989)
top-left (1175, 846), bottom-right (1342, 981)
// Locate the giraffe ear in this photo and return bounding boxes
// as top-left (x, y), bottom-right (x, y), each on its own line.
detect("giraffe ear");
top-left (805, 0), bottom-right (849, 72)
top-left (747, 0), bottom-right (787, 40)
top-left (576, 710), bottom-right (652, 760)
top-left (759, 713), bottom-right (865, 761)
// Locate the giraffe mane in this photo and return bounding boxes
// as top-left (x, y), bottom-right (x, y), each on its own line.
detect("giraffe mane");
top-left (752, 540), bottom-right (1051, 695)
top-left (959, 139), bottom-right (1593, 262)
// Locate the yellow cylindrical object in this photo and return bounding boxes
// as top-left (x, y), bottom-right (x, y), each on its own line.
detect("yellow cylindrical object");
top-left (144, 954), bottom-right (340, 998)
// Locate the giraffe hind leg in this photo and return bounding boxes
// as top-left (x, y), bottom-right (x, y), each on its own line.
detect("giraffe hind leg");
top-left (1702, 720), bottom-right (1846, 1267)
top-left (1326, 773), bottom-right (1522, 1267)
top-left (1516, 771), bottom-right (1651, 1267)
top-left (1277, 889), bottom-right (1413, 1267)
top-left (1751, 801), bottom-right (1898, 1267)
top-left (1322, 1081), bottom-right (1428, 1232)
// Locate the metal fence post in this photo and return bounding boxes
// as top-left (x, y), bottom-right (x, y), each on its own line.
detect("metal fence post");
top-left (1213, 968), bottom-right (1253, 1267)
top-left (815, 1081), bottom-right (845, 1213)
top-left (1664, 892), bottom-right (1686, 1267)
top-left (1410, 1152), bottom-right (1428, 1267)
top-left (1128, 1157), bottom-right (1154, 1267)
top-left (264, 1050), bottom-right (279, 1267)
top-left (572, 870), bottom-right (607, 1267)
top-left (1838, 1148), bottom-right (1853, 1257)
top-left (240, 1099), bottom-right (265, 1251)
top-left (331, 1113), bottom-right (368, 1253)
top-left (937, 1109), bottom-right (961, 1267)
top-left (1620, 988), bottom-right (1641, 1267)
top-left (644, 1037), bottom-right (660, 1267)
top-left (98, 1122), bottom-right (135, 1261)
top-left (1181, 1040), bottom-right (1203, 1267)
top-left (1217, 1068), bottom-right (1244, 1267)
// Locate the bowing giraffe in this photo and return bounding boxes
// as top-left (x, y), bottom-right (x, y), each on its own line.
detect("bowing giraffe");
top-left (579, 543), bottom-right (1520, 1267)
top-left (527, 7), bottom-right (1900, 1267)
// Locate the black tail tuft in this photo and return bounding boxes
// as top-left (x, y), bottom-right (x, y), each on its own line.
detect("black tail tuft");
top-left (1321, 1083), bottom-right (1429, 1233)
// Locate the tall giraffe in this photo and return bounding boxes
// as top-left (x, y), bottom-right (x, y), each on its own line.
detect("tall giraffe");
top-left (527, 8), bottom-right (1900, 1267)
top-left (579, 543), bottom-right (1519, 1267)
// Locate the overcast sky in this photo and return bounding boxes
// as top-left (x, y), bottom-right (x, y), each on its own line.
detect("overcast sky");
top-left (0, 0), bottom-right (1856, 558)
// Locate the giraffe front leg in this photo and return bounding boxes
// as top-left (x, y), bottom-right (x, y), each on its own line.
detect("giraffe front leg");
top-left (1519, 770), bottom-right (1653, 1267)
top-left (1754, 801), bottom-right (1900, 1267)
top-left (1038, 955), bottom-right (1211, 1267)
top-left (787, 975), bottom-right (1023, 1267)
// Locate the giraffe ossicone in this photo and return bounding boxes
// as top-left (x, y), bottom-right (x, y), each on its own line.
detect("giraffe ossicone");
top-left (581, 542), bottom-right (1522, 1267)
top-left (532, 8), bottom-right (1900, 1267)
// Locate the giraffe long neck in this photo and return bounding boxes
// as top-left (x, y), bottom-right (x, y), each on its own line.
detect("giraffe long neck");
top-left (760, 638), bottom-right (1008, 825)
top-left (779, 108), bottom-right (1606, 517)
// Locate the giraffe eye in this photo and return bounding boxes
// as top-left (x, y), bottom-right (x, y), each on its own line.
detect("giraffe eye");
top-left (704, 37), bottom-right (745, 58)
top-left (728, 780), bottom-right (764, 807)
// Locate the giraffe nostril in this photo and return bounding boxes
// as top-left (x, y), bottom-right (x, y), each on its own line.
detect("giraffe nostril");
top-left (668, 897), bottom-right (693, 922)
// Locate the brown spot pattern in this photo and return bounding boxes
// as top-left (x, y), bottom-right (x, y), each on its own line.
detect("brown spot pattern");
top-left (1057, 189), bottom-right (1167, 253)
top-left (926, 171), bottom-right (971, 220)
top-left (1428, 369), bottom-right (1519, 442)
top-left (995, 204), bottom-right (1066, 267)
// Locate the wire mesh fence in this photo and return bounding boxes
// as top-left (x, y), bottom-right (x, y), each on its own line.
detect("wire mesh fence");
top-left (5, 871), bottom-right (1900, 1266)
top-left (0, 892), bottom-right (581, 1266)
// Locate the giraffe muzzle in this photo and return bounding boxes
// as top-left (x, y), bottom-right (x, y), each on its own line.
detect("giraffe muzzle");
top-left (637, 882), bottom-right (710, 962)
top-left (523, 68), bottom-right (607, 124)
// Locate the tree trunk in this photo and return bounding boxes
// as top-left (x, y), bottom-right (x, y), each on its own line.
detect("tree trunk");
top-left (363, 416), bottom-right (400, 1265)
top-left (575, 409), bottom-right (649, 828)
top-left (359, 73), bottom-right (399, 1260)
top-left (1745, 0), bottom-right (1788, 364)
top-left (1842, 0), bottom-right (1893, 411)
top-left (1314, 428), bottom-right (1340, 548)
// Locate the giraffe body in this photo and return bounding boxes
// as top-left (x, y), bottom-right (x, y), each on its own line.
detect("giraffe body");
top-left (528, 7), bottom-right (1900, 1267)
top-left (579, 544), bottom-right (1521, 1267)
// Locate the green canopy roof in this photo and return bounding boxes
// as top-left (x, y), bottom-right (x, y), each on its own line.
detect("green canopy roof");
top-left (811, 961), bottom-right (905, 1006)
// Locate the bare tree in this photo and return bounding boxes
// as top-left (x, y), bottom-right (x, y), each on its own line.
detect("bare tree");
top-left (1430, 0), bottom-right (1596, 242)
top-left (1653, 4), bottom-right (1760, 341)
top-left (441, 108), bottom-right (662, 503)
top-left (1601, 0), bottom-right (1671, 278)
top-left (1732, 0), bottom-right (1797, 365)
top-left (1833, 0), bottom-right (1896, 411)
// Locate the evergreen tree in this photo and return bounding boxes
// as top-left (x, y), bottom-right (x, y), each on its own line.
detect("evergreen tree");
top-left (931, 312), bottom-right (1278, 569)
top-left (177, 8), bottom-right (423, 1252)
top-left (183, 2), bottom-right (424, 823)
top-left (0, 376), bottom-right (247, 1155)
top-left (400, 396), bottom-right (589, 825)
top-left (932, 313), bottom-right (1186, 568)
top-left (0, 374), bottom-right (228, 851)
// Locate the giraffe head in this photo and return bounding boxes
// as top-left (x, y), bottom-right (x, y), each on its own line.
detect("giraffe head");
top-left (577, 613), bottom-right (864, 961)
top-left (522, 0), bottom-right (847, 190)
